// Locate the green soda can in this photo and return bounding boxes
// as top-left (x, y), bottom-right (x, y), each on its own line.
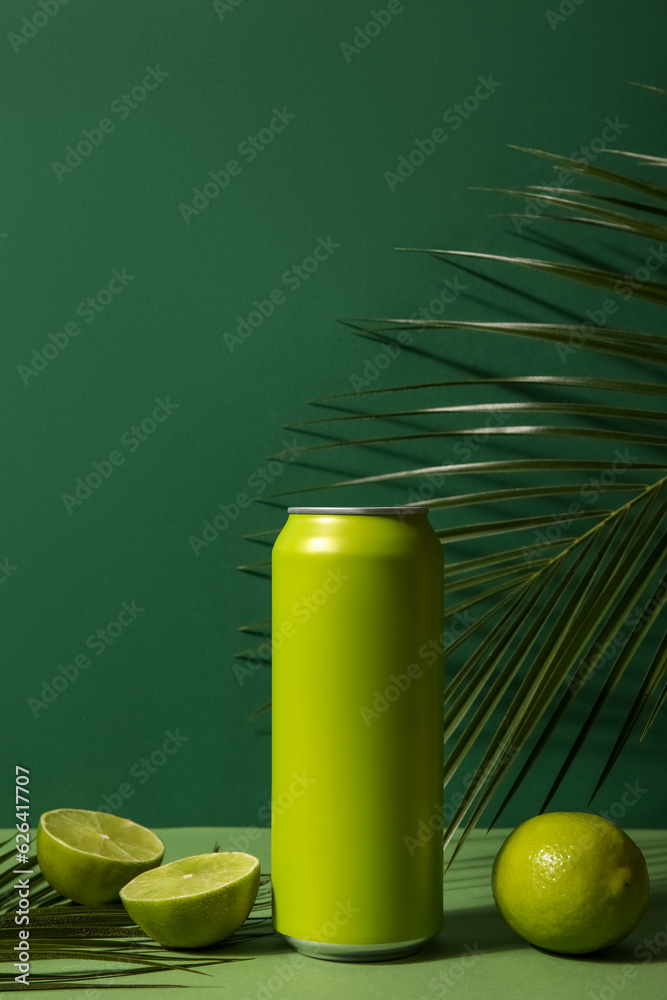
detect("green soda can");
top-left (271, 506), bottom-right (444, 961)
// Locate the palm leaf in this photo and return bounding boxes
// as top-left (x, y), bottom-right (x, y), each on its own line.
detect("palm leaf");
top-left (442, 560), bottom-right (567, 758)
top-left (439, 589), bottom-right (527, 682)
top-left (490, 500), bottom-right (667, 823)
top-left (286, 425), bottom-right (667, 456)
top-left (260, 458), bottom-right (665, 501)
top-left (435, 509), bottom-right (611, 545)
top-left (312, 375), bottom-right (667, 405)
top-left (443, 577), bottom-right (544, 620)
top-left (477, 185), bottom-right (667, 239)
top-left (344, 316), bottom-right (667, 354)
top-left (590, 626), bottom-right (667, 794)
top-left (539, 565), bottom-right (667, 812)
top-left (421, 483), bottom-right (646, 511)
top-left (336, 319), bottom-right (667, 366)
top-left (291, 401), bottom-right (667, 429)
top-left (442, 488), bottom-right (665, 866)
top-left (508, 144), bottom-right (667, 199)
top-left (641, 668), bottom-right (667, 738)
top-left (526, 186), bottom-right (667, 218)
top-left (628, 81), bottom-right (667, 96)
top-left (445, 537), bottom-right (576, 576)
top-left (238, 617), bottom-right (272, 635)
top-left (604, 149), bottom-right (667, 167)
top-left (501, 211), bottom-right (664, 240)
top-left (236, 559), bottom-right (271, 576)
top-left (397, 249), bottom-right (667, 306)
top-left (0, 850), bottom-right (269, 989)
top-left (241, 118), bottom-right (667, 860)
top-left (445, 561), bottom-right (550, 594)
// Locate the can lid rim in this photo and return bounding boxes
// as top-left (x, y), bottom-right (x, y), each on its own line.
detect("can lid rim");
top-left (287, 506), bottom-right (429, 516)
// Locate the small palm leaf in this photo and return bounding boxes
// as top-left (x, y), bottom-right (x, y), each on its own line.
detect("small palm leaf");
top-left (397, 249), bottom-right (667, 306)
top-left (508, 144), bottom-right (667, 199)
top-left (477, 185), bottom-right (667, 240)
top-left (337, 319), bottom-right (667, 365)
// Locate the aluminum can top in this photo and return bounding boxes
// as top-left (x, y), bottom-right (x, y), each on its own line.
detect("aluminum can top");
top-left (287, 506), bottom-right (429, 517)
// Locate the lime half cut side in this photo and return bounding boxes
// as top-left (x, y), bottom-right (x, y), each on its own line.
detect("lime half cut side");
top-left (36, 808), bottom-right (165, 906)
top-left (120, 852), bottom-right (261, 948)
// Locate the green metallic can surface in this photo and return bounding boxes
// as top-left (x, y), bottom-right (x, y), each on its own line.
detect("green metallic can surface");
top-left (271, 506), bottom-right (444, 961)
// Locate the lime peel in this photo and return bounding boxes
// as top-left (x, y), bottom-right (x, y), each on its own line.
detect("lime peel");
top-left (120, 852), bottom-right (261, 949)
top-left (36, 808), bottom-right (165, 906)
top-left (492, 811), bottom-right (650, 954)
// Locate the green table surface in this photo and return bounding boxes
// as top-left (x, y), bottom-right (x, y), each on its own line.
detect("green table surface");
top-left (3, 827), bottom-right (666, 998)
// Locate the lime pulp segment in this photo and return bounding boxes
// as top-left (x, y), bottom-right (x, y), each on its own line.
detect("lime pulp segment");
top-left (40, 808), bottom-right (164, 861)
top-left (121, 853), bottom-right (259, 900)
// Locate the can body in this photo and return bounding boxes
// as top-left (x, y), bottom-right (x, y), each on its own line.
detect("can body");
top-left (271, 506), bottom-right (444, 961)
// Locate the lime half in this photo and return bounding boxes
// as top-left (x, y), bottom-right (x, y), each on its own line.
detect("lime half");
top-left (120, 852), bottom-right (261, 948)
top-left (37, 808), bottom-right (165, 906)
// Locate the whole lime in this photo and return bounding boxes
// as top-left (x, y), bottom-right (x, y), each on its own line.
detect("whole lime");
top-left (491, 811), bottom-right (649, 954)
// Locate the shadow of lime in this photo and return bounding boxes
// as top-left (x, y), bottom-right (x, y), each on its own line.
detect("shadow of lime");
top-left (394, 841), bottom-right (667, 967)
top-left (404, 905), bottom-right (521, 965)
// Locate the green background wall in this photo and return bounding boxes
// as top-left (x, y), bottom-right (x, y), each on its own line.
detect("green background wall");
top-left (4, 0), bottom-right (666, 829)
